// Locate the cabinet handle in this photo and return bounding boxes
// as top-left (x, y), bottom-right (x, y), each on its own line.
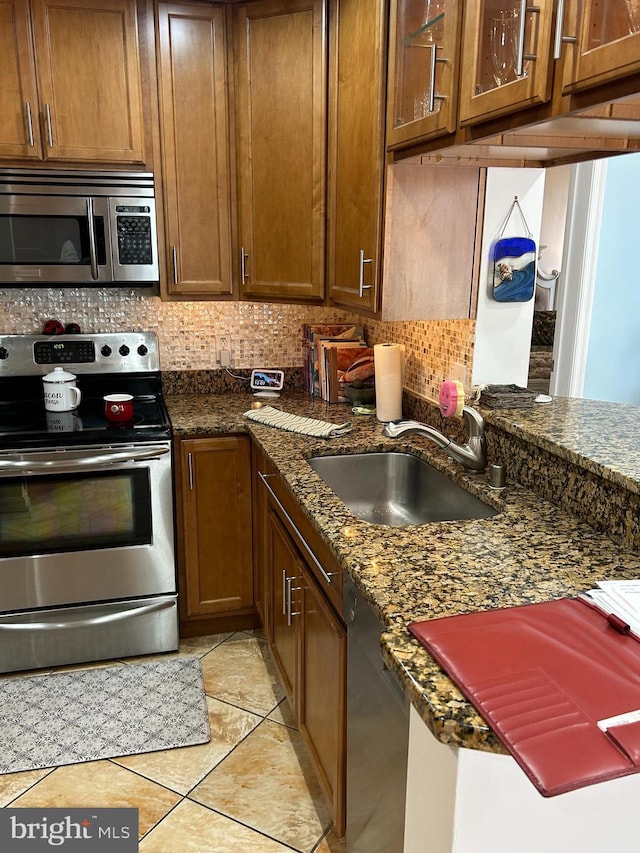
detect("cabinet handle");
top-left (240, 247), bottom-right (249, 285)
top-left (171, 246), bottom-right (179, 285)
top-left (286, 576), bottom-right (301, 626)
top-left (286, 575), bottom-right (293, 625)
top-left (282, 569), bottom-right (288, 616)
top-left (86, 198), bottom-right (99, 281)
top-left (187, 452), bottom-right (194, 491)
top-left (553, 0), bottom-right (577, 60)
top-left (259, 470), bottom-right (340, 587)
top-left (44, 103), bottom-right (53, 148)
top-left (358, 249), bottom-right (373, 298)
top-left (25, 102), bottom-right (34, 147)
top-left (281, 572), bottom-right (300, 624)
top-left (427, 44), bottom-right (448, 113)
top-left (515, 1), bottom-right (539, 77)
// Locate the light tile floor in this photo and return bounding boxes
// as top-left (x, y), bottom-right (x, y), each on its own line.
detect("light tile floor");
top-left (0, 631), bottom-right (346, 853)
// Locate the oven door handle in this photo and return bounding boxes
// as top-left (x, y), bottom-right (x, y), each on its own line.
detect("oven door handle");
top-left (0, 445), bottom-right (170, 472)
top-left (0, 599), bottom-right (175, 631)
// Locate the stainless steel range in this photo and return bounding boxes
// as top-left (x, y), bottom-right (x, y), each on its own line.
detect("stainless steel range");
top-left (0, 331), bottom-right (178, 673)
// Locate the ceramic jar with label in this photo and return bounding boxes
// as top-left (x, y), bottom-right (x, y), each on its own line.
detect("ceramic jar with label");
top-left (42, 367), bottom-right (82, 412)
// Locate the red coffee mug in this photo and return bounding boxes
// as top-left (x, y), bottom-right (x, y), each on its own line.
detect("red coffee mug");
top-left (104, 394), bottom-right (134, 422)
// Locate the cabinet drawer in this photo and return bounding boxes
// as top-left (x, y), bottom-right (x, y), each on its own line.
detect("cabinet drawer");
top-left (258, 469), bottom-right (344, 617)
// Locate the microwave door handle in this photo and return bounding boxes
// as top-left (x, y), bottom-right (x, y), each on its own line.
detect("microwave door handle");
top-left (86, 197), bottom-right (99, 281)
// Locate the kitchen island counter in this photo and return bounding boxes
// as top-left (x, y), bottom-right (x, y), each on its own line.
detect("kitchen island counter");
top-left (167, 390), bottom-right (640, 754)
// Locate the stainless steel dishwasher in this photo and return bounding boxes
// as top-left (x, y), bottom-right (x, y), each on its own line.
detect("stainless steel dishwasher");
top-left (344, 575), bottom-right (410, 852)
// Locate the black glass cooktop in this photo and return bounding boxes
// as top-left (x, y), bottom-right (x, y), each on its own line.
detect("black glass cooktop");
top-left (0, 374), bottom-right (171, 449)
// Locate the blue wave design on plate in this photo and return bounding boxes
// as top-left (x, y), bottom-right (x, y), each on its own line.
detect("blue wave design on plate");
top-left (493, 260), bottom-right (536, 302)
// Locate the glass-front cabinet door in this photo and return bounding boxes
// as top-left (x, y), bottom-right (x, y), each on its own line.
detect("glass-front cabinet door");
top-left (561, 0), bottom-right (640, 94)
top-left (458, 0), bottom-right (555, 126)
top-left (387, 0), bottom-right (462, 149)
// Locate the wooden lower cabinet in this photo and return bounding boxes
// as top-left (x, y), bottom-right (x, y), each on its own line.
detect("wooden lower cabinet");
top-left (251, 442), bottom-right (271, 632)
top-left (175, 435), bottom-right (257, 636)
top-left (268, 510), bottom-right (300, 705)
top-left (299, 560), bottom-right (347, 834)
top-left (262, 472), bottom-right (346, 835)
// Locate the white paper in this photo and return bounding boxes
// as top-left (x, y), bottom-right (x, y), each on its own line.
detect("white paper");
top-left (597, 708), bottom-right (640, 732)
top-left (579, 579), bottom-right (640, 638)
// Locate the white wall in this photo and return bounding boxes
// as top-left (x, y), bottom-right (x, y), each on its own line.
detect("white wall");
top-left (405, 705), bottom-right (640, 853)
top-left (549, 155), bottom-right (640, 404)
top-left (551, 160), bottom-right (606, 398)
top-left (538, 163), bottom-right (571, 280)
top-left (584, 152), bottom-right (640, 403)
top-left (472, 168), bottom-right (546, 388)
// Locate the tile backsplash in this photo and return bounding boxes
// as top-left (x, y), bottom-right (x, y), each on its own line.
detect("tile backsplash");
top-left (0, 290), bottom-right (475, 402)
top-left (365, 317), bottom-right (475, 403)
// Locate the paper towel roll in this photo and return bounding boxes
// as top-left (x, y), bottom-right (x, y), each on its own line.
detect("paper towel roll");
top-left (374, 343), bottom-right (403, 422)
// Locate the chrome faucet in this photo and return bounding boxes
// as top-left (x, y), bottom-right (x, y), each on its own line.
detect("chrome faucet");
top-left (382, 406), bottom-right (487, 472)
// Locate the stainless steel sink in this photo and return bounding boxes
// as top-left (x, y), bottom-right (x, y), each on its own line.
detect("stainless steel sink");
top-left (308, 452), bottom-right (498, 527)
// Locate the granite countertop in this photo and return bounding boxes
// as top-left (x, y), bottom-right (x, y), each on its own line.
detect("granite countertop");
top-left (484, 398), bottom-right (640, 495)
top-left (167, 390), bottom-right (640, 754)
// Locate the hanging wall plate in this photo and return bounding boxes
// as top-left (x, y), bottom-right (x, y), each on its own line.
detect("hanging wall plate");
top-left (491, 197), bottom-right (537, 303)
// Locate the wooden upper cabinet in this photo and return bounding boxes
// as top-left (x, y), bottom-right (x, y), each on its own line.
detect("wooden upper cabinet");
top-left (386, 0), bottom-right (463, 150)
top-left (381, 163), bottom-right (483, 320)
top-left (0, 0), bottom-right (42, 159)
top-left (156, 2), bottom-right (234, 298)
top-left (233, 0), bottom-right (326, 303)
top-left (28, 0), bottom-right (145, 163)
top-left (560, 0), bottom-right (640, 95)
top-left (458, 0), bottom-right (556, 127)
top-left (326, 0), bottom-right (387, 314)
top-left (0, 0), bottom-right (144, 163)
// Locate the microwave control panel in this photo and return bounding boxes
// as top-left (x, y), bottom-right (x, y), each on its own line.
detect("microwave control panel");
top-left (115, 206), bottom-right (153, 266)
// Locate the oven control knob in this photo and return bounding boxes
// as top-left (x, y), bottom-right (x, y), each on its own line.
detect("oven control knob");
top-left (119, 344), bottom-right (130, 356)
top-left (101, 345), bottom-right (112, 358)
top-left (137, 344), bottom-right (148, 357)
top-left (0, 347), bottom-right (8, 360)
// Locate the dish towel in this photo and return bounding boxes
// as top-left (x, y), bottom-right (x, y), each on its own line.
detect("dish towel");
top-left (244, 406), bottom-right (351, 438)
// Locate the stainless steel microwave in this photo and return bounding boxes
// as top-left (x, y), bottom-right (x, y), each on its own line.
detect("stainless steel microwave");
top-left (0, 169), bottom-right (159, 287)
